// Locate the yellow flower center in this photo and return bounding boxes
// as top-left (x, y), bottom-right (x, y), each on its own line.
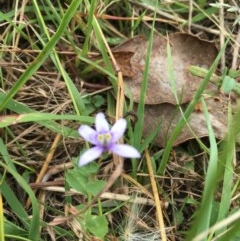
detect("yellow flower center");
top-left (97, 133), bottom-right (111, 146)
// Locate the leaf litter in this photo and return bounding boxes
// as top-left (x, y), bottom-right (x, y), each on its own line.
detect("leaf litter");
top-left (112, 33), bottom-right (230, 146)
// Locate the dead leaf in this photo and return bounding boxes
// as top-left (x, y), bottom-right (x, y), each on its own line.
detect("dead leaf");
top-left (113, 33), bottom-right (217, 105)
top-left (112, 51), bottom-right (135, 77)
top-left (137, 93), bottom-right (229, 147)
top-left (111, 33), bottom-right (230, 146)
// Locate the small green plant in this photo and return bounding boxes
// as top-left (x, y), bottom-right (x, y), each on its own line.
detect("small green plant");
top-left (189, 65), bottom-right (240, 95)
top-left (65, 162), bottom-right (108, 238)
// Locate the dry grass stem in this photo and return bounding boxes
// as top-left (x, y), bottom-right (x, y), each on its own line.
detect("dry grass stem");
top-left (145, 149), bottom-right (167, 241)
top-left (26, 133), bottom-right (62, 208)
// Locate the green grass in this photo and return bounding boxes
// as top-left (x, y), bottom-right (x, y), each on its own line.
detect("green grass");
top-left (0, 0), bottom-right (239, 240)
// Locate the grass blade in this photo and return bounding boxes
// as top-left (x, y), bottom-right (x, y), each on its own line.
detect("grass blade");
top-left (185, 98), bottom-right (218, 240)
top-left (0, 192), bottom-right (4, 241)
top-left (32, 0), bottom-right (86, 115)
top-left (0, 112), bottom-right (93, 128)
top-left (0, 0), bottom-right (82, 112)
top-left (214, 104), bottom-right (234, 237)
top-left (0, 138), bottom-right (39, 240)
top-left (157, 39), bottom-right (228, 175)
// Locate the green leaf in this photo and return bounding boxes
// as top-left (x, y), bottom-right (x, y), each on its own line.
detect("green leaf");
top-left (0, 112), bottom-right (93, 128)
top-left (4, 220), bottom-right (28, 237)
top-left (175, 210), bottom-right (184, 226)
top-left (87, 180), bottom-right (106, 196)
top-left (86, 214), bottom-right (108, 238)
top-left (221, 76), bottom-right (236, 93)
top-left (66, 164), bottom-right (106, 196)
top-left (65, 169), bottom-right (88, 195)
top-left (92, 95), bottom-right (105, 108)
top-left (77, 162), bottom-right (100, 176)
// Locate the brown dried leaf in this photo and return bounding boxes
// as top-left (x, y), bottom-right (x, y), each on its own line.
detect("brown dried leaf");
top-left (113, 33), bottom-right (217, 105)
top-left (139, 94), bottom-right (228, 147)
top-left (112, 33), bottom-right (229, 146)
top-left (112, 51), bottom-right (135, 77)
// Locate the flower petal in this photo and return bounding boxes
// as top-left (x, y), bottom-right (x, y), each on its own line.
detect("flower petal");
top-left (110, 144), bottom-right (141, 158)
top-left (78, 125), bottom-right (98, 145)
top-left (78, 146), bottom-right (104, 166)
top-left (95, 113), bottom-right (110, 133)
top-left (110, 118), bottom-right (127, 142)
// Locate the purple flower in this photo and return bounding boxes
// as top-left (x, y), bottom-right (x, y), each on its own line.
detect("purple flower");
top-left (78, 112), bottom-right (141, 166)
